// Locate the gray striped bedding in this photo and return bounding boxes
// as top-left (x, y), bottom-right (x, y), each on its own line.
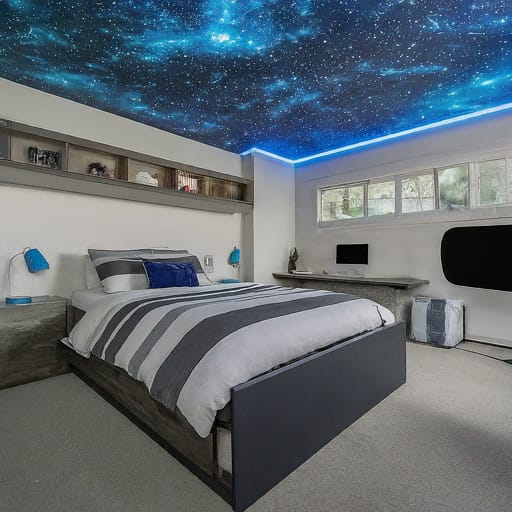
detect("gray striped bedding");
top-left (66, 282), bottom-right (395, 437)
top-left (88, 249), bottom-right (211, 293)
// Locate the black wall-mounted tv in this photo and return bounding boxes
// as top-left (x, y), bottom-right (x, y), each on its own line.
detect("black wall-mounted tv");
top-left (441, 225), bottom-right (512, 292)
top-left (336, 244), bottom-right (368, 265)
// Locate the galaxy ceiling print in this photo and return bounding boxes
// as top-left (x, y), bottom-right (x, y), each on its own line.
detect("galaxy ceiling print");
top-left (1, 0), bottom-right (511, 159)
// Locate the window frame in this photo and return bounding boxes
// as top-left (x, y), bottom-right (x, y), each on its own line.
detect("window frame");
top-left (317, 154), bottom-right (512, 227)
top-left (475, 157), bottom-right (510, 208)
top-left (367, 177), bottom-right (397, 218)
top-left (434, 162), bottom-right (470, 211)
top-left (318, 181), bottom-right (367, 223)
top-left (398, 169), bottom-right (436, 215)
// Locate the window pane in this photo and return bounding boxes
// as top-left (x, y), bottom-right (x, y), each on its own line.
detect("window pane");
top-left (401, 173), bottom-right (434, 213)
top-left (321, 185), bottom-right (364, 221)
top-left (368, 180), bottom-right (395, 216)
top-left (438, 164), bottom-right (469, 209)
top-left (478, 159), bottom-right (507, 206)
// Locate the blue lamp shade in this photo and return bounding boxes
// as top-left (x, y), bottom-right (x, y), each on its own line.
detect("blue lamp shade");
top-left (5, 247), bottom-right (50, 304)
top-left (24, 248), bottom-right (50, 273)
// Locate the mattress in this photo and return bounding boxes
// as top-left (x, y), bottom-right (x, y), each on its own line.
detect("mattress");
top-left (71, 288), bottom-right (108, 312)
top-left (65, 283), bottom-right (395, 437)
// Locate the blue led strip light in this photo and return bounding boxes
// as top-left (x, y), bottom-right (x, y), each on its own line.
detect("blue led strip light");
top-left (241, 103), bottom-right (512, 166)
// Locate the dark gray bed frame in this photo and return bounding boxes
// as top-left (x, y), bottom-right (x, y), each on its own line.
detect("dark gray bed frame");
top-left (65, 306), bottom-right (406, 512)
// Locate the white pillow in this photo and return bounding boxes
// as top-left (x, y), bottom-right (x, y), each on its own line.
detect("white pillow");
top-left (84, 255), bottom-right (102, 289)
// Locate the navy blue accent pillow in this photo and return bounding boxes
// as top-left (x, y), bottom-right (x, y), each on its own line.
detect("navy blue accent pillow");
top-left (143, 260), bottom-right (200, 288)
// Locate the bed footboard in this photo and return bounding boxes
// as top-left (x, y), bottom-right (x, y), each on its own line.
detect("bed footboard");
top-left (231, 321), bottom-right (406, 512)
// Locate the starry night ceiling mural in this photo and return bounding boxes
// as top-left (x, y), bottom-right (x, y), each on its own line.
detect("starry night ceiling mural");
top-left (0, 1), bottom-right (511, 159)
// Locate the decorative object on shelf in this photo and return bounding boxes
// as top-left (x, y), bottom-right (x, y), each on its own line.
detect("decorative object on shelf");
top-left (5, 247), bottom-right (50, 304)
top-left (177, 170), bottom-right (198, 193)
top-left (134, 171), bottom-right (159, 187)
top-left (229, 246), bottom-right (241, 269)
top-left (87, 161), bottom-right (109, 177)
top-left (28, 146), bottom-right (60, 169)
top-left (288, 247), bottom-right (299, 273)
top-left (203, 254), bottom-right (214, 273)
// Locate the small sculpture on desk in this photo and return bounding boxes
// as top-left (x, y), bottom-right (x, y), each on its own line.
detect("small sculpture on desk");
top-left (288, 247), bottom-right (299, 273)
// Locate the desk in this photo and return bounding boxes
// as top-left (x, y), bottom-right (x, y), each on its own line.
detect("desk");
top-left (272, 273), bottom-right (429, 328)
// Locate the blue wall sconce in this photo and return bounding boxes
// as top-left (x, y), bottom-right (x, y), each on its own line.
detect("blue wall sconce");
top-left (229, 247), bottom-right (240, 268)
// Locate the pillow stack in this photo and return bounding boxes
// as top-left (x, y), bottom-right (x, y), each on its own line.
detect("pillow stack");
top-left (88, 248), bottom-right (210, 293)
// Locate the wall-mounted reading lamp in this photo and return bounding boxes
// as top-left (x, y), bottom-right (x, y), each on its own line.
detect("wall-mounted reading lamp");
top-left (229, 247), bottom-right (240, 269)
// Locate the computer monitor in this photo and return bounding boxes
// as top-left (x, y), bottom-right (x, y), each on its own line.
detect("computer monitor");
top-left (336, 244), bottom-right (368, 265)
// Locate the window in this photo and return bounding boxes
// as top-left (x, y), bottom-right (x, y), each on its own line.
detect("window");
top-left (319, 154), bottom-right (512, 225)
top-left (368, 180), bottom-right (395, 216)
top-left (401, 172), bottom-right (434, 213)
top-left (320, 184), bottom-right (364, 221)
top-left (437, 164), bottom-right (469, 209)
top-left (477, 158), bottom-right (508, 206)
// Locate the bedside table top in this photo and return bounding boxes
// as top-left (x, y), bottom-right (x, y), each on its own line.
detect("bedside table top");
top-left (0, 295), bottom-right (68, 309)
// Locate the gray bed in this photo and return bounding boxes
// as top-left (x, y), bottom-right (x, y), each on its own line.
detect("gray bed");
top-left (64, 283), bottom-right (406, 511)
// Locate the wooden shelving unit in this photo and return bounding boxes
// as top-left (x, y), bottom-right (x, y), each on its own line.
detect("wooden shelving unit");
top-left (0, 120), bottom-right (253, 215)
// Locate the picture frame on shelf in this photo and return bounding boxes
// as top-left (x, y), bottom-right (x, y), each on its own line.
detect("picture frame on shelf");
top-left (28, 146), bottom-right (60, 169)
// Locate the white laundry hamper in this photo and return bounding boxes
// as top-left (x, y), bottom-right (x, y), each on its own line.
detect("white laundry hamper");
top-left (411, 297), bottom-right (464, 347)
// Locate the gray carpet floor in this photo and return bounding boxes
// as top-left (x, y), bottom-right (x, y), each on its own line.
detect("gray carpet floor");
top-left (456, 340), bottom-right (512, 363)
top-left (1, 341), bottom-right (512, 512)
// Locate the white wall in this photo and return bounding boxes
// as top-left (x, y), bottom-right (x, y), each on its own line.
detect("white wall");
top-left (0, 185), bottom-right (243, 299)
top-left (250, 153), bottom-right (295, 282)
top-left (0, 79), bottom-right (245, 298)
top-left (0, 78), bottom-right (242, 177)
top-left (296, 111), bottom-right (512, 346)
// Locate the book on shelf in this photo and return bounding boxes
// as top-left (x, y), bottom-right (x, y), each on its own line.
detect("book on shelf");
top-left (292, 270), bottom-right (313, 274)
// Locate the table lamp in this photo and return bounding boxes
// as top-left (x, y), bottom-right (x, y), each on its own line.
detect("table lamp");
top-left (5, 247), bottom-right (50, 304)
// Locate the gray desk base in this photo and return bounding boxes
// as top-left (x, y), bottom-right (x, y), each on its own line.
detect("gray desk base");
top-left (274, 277), bottom-right (425, 329)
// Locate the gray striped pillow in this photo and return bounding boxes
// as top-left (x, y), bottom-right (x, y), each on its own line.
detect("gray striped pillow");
top-left (88, 249), bottom-right (210, 293)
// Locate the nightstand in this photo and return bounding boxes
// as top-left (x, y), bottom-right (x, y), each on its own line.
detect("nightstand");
top-left (0, 296), bottom-right (69, 389)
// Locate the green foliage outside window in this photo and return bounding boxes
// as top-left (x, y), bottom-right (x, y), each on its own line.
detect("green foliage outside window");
top-left (438, 165), bottom-right (469, 209)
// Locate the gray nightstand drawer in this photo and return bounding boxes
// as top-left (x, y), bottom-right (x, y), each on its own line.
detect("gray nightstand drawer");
top-left (0, 297), bottom-right (69, 389)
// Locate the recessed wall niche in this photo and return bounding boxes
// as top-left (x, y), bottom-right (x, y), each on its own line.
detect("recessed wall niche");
top-left (0, 119), bottom-right (252, 215)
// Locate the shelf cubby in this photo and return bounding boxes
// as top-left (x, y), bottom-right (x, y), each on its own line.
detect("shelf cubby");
top-left (9, 131), bottom-right (66, 170)
top-left (68, 144), bottom-right (125, 180)
top-left (0, 120), bottom-right (9, 161)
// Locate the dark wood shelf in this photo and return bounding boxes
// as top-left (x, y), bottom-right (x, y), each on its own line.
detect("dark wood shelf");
top-left (0, 119), bottom-right (253, 215)
top-left (273, 272), bottom-right (429, 289)
top-left (0, 160), bottom-right (252, 215)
